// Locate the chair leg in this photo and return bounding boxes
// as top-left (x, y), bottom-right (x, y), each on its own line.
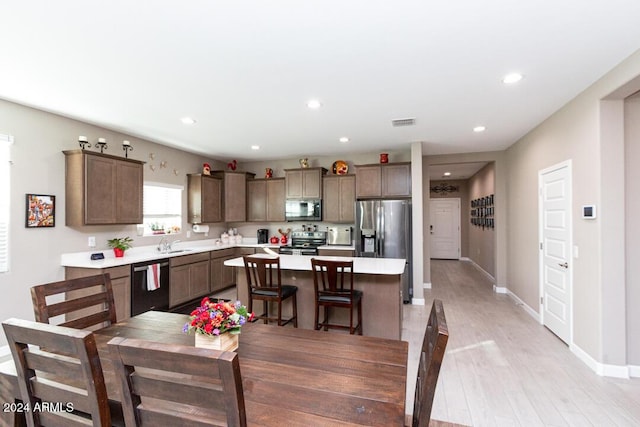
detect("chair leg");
top-left (263, 300), bottom-right (269, 325)
top-left (358, 299), bottom-right (363, 335)
top-left (314, 301), bottom-right (320, 330)
top-left (349, 304), bottom-right (355, 335)
top-left (292, 294), bottom-right (298, 328)
top-left (277, 298), bottom-right (283, 326)
top-left (323, 306), bottom-right (329, 331)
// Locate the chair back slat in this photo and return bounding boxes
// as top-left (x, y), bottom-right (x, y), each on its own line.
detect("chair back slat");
top-left (2, 318), bottom-right (111, 427)
top-left (412, 299), bottom-right (449, 427)
top-left (311, 258), bottom-right (354, 295)
top-left (31, 273), bottom-right (117, 330)
top-left (109, 336), bottom-right (247, 427)
top-left (243, 256), bottom-right (281, 293)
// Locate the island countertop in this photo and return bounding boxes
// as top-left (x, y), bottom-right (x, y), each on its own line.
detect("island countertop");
top-left (224, 253), bottom-right (406, 275)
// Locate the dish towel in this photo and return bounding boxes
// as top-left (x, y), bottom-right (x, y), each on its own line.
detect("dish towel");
top-left (146, 264), bottom-right (161, 291)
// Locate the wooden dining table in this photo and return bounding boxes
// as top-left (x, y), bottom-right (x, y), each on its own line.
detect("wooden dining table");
top-left (0, 310), bottom-right (409, 426)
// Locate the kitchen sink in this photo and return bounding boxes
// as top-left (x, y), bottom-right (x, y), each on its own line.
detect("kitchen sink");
top-left (167, 249), bottom-right (192, 254)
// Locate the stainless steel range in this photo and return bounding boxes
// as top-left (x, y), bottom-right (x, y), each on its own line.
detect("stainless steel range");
top-left (279, 231), bottom-right (327, 256)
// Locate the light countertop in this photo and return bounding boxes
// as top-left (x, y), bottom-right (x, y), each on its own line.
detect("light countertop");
top-left (224, 254), bottom-right (406, 275)
top-left (317, 245), bottom-right (355, 251)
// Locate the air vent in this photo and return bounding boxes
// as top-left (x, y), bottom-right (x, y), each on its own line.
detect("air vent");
top-left (391, 118), bottom-right (416, 127)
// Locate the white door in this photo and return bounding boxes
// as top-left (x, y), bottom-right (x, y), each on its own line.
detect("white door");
top-left (429, 198), bottom-right (460, 259)
top-left (539, 161), bottom-right (572, 344)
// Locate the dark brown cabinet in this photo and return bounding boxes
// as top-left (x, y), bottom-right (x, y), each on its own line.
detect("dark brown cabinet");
top-left (169, 252), bottom-right (210, 307)
top-left (188, 174), bottom-right (223, 223)
top-left (355, 162), bottom-right (411, 198)
top-left (285, 167), bottom-right (327, 199)
top-left (247, 178), bottom-right (285, 222)
top-left (323, 175), bottom-right (356, 223)
top-left (64, 150), bottom-right (143, 225)
top-left (212, 171), bottom-right (255, 222)
top-left (210, 248), bottom-right (237, 292)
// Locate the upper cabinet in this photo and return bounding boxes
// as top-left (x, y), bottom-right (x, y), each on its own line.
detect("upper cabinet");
top-left (212, 171), bottom-right (255, 222)
top-left (355, 162), bottom-right (411, 199)
top-left (187, 174), bottom-right (223, 224)
top-left (247, 178), bottom-right (286, 222)
top-left (284, 167), bottom-right (327, 199)
top-left (323, 175), bottom-right (356, 223)
top-left (63, 150), bottom-right (144, 225)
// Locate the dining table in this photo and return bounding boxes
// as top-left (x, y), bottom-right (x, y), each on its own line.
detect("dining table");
top-left (0, 310), bottom-right (409, 426)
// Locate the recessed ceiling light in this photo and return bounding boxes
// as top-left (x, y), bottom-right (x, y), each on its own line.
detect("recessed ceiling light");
top-left (251, 145), bottom-right (260, 150)
top-left (339, 137), bottom-right (349, 143)
top-left (181, 117), bottom-right (196, 125)
top-left (502, 73), bottom-right (523, 84)
top-left (307, 99), bottom-right (322, 109)
top-left (473, 126), bottom-right (486, 133)
top-left (443, 172), bottom-right (452, 177)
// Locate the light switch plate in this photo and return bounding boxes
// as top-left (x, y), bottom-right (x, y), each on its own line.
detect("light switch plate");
top-left (88, 236), bottom-right (96, 247)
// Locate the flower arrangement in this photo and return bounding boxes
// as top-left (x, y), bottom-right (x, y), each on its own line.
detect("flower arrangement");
top-left (183, 297), bottom-right (254, 336)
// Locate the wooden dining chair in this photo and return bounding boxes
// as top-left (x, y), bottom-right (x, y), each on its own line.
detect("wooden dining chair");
top-left (412, 299), bottom-right (449, 427)
top-left (310, 258), bottom-right (362, 335)
top-left (2, 317), bottom-right (111, 427)
top-left (108, 337), bottom-right (246, 427)
top-left (242, 255), bottom-right (298, 327)
top-left (30, 272), bottom-right (117, 330)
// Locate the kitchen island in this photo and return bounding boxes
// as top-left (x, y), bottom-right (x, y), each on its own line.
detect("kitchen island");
top-left (224, 254), bottom-right (406, 340)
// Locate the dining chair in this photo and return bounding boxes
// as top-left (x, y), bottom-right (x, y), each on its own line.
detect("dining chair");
top-left (242, 255), bottom-right (298, 327)
top-left (412, 299), bottom-right (449, 427)
top-left (2, 317), bottom-right (112, 427)
top-left (108, 337), bottom-right (247, 427)
top-left (310, 258), bottom-right (362, 335)
top-left (30, 272), bottom-right (117, 330)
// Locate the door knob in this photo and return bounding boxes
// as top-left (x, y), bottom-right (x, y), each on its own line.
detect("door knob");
top-left (558, 262), bottom-right (568, 268)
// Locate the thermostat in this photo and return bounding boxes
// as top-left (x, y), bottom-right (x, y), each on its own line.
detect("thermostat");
top-left (582, 205), bottom-right (596, 219)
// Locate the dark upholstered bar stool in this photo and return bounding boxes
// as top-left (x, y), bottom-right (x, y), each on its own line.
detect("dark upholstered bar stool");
top-left (243, 255), bottom-right (298, 327)
top-left (411, 299), bottom-right (449, 427)
top-left (2, 318), bottom-right (113, 426)
top-left (30, 272), bottom-right (117, 330)
top-left (310, 258), bottom-right (362, 335)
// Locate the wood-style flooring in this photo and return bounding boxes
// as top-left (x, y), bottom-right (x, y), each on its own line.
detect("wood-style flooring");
top-left (405, 259), bottom-right (640, 426)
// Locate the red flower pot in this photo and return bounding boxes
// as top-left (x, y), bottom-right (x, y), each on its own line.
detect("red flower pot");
top-left (113, 248), bottom-right (125, 258)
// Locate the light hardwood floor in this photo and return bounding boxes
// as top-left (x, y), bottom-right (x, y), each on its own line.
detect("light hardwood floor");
top-left (406, 259), bottom-right (640, 426)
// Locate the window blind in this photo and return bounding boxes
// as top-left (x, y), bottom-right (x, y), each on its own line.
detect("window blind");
top-left (0, 134), bottom-right (13, 272)
top-left (142, 183), bottom-right (182, 234)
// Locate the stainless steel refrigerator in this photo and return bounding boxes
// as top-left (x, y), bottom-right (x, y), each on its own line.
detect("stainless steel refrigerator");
top-left (355, 200), bottom-right (412, 303)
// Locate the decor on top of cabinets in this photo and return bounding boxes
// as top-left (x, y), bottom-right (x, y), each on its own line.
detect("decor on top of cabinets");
top-left (332, 160), bottom-right (348, 175)
top-left (107, 236), bottom-right (133, 258)
top-left (299, 158), bottom-right (310, 168)
top-left (78, 136), bottom-right (90, 149)
top-left (25, 194), bottom-right (55, 228)
top-left (379, 153), bottom-right (389, 163)
top-left (122, 140), bottom-right (133, 158)
top-left (95, 138), bottom-right (108, 153)
top-left (203, 163), bottom-right (211, 175)
top-left (265, 167), bottom-right (273, 178)
top-left (227, 159), bottom-right (237, 171)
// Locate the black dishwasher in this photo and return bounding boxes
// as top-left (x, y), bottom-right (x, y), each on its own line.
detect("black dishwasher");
top-left (131, 259), bottom-right (170, 316)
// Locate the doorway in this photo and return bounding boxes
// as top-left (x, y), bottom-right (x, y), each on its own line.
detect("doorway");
top-left (429, 198), bottom-right (461, 259)
top-left (538, 160), bottom-right (573, 344)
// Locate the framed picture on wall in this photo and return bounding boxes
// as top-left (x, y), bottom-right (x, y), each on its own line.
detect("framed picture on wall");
top-left (25, 194), bottom-right (55, 228)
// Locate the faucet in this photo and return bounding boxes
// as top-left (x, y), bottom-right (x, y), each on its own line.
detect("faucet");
top-left (157, 237), bottom-right (181, 253)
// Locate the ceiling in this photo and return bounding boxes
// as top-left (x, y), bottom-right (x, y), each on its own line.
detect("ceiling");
top-left (2, 1), bottom-right (640, 162)
top-left (428, 163), bottom-right (488, 181)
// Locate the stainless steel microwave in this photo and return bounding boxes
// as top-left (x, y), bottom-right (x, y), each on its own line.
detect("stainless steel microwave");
top-left (285, 199), bottom-right (322, 222)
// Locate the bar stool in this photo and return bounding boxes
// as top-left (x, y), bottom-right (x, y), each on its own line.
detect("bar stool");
top-left (243, 255), bottom-right (298, 327)
top-left (311, 258), bottom-right (362, 335)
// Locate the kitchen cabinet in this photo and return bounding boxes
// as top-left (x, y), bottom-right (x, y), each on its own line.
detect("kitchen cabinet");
top-left (187, 174), bottom-right (223, 223)
top-left (355, 162), bottom-right (411, 198)
top-left (65, 265), bottom-right (131, 322)
top-left (212, 171), bottom-right (255, 222)
top-left (210, 248), bottom-right (237, 292)
top-left (169, 252), bottom-right (210, 307)
top-left (284, 167), bottom-right (327, 199)
top-left (64, 150), bottom-right (144, 225)
top-left (323, 175), bottom-right (356, 223)
top-left (247, 178), bottom-right (285, 222)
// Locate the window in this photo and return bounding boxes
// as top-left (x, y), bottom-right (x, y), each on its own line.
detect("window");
top-left (0, 134), bottom-right (12, 272)
top-left (142, 183), bottom-right (182, 236)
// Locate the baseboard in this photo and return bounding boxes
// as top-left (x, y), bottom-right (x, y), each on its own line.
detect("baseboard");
top-left (464, 258), bottom-right (496, 282)
top-left (570, 343), bottom-right (630, 379)
top-left (629, 365), bottom-right (640, 378)
top-left (493, 285), bottom-right (508, 294)
top-left (411, 298), bottom-right (425, 306)
top-left (506, 289), bottom-right (541, 323)
top-left (423, 282), bottom-right (431, 289)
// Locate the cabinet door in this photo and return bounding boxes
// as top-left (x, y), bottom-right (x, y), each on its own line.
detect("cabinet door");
top-left (111, 275), bottom-right (131, 321)
top-left (266, 179), bottom-right (285, 221)
top-left (302, 169), bottom-right (322, 198)
top-left (285, 170), bottom-right (303, 198)
top-left (170, 264), bottom-right (191, 307)
top-left (224, 173), bottom-right (247, 222)
top-left (323, 177), bottom-right (340, 222)
top-left (85, 155), bottom-right (117, 223)
top-left (202, 176), bottom-right (223, 223)
top-left (247, 180), bottom-right (267, 221)
top-left (339, 175), bottom-right (356, 222)
top-left (222, 256), bottom-right (237, 288)
top-left (382, 163), bottom-right (411, 197)
top-left (189, 260), bottom-right (210, 299)
top-left (355, 165), bottom-right (382, 198)
top-left (116, 160), bottom-right (143, 223)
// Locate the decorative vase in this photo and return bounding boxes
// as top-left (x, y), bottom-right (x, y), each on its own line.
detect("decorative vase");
top-left (195, 333), bottom-right (239, 352)
top-left (379, 153), bottom-right (389, 163)
top-left (113, 248), bottom-right (125, 258)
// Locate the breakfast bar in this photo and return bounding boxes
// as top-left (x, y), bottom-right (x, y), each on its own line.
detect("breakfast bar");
top-left (225, 254), bottom-right (407, 340)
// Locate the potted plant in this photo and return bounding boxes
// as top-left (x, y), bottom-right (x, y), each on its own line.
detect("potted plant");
top-left (107, 236), bottom-right (133, 258)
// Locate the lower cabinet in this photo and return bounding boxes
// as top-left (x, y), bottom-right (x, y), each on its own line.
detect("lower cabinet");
top-left (169, 252), bottom-right (210, 307)
top-left (318, 248), bottom-right (356, 257)
top-left (210, 248), bottom-right (237, 292)
top-left (65, 264), bottom-right (131, 322)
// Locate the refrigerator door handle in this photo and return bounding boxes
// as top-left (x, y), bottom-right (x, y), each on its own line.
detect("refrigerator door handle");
top-left (379, 203), bottom-right (385, 257)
